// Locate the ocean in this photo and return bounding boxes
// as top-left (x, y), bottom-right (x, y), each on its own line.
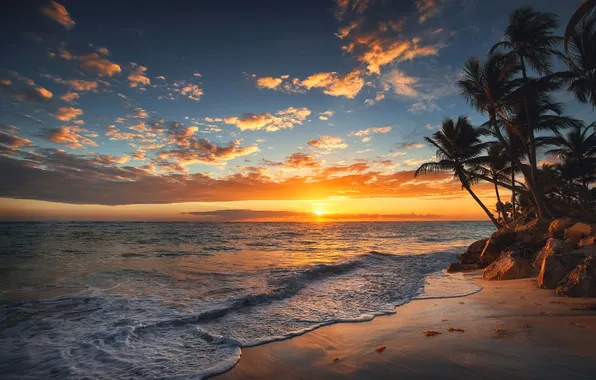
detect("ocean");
top-left (0, 221), bottom-right (493, 379)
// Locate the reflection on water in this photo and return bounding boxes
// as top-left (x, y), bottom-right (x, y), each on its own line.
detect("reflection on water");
top-left (0, 221), bottom-right (493, 379)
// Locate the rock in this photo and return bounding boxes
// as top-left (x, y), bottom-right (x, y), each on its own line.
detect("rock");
top-left (483, 252), bottom-right (535, 280)
top-left (459, 238), bottom-right (489, 264)
top-left (549, 218), bottom-right (575, 237)
top-left (557, 256), bottom-right (596, 297)
top-left (564, 222), bottom-right (593, 240)
top-left (538, 255), bottom-right (568, 289)
top-left (479, 229), bottom-right (517, 265)
top-left (533, 238), bottom-right (566, 270)
top-left (579, 236), bottom-right (596, 248)
top-left (565, 237), bottom-right (582, 250)
top-left (446, 263), bottom-right (478, 273)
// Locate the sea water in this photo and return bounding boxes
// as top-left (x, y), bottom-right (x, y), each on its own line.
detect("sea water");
top-left (0, 221), bottom-right (493, 379)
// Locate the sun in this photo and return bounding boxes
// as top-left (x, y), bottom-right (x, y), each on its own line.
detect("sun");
top-left (313, 210), bottom-right (324, 216)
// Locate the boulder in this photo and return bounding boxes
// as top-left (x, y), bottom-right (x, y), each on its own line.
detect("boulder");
top-left (446, 263), bottom-right (478, 273)
top-left (549, 218), bottom-right (575, 238)
top-left (565, 237), bottom-right (582, 250)
top-left (538, 256), bottom-right (568, 289)
top-left (483, 252), bottom-right (535, 280)
top-left (564, 222), bottom-right (593, 240)
top-left (533, 238), bottom-right (565, 270)
top-left (459, 238), bottom-right (489, 265)
top-left (479, 229), bottom-right (517, 265)
top-left (579, 236), bottom-right (596, 248)
top-left (557, 256), bottom-right (596, 297)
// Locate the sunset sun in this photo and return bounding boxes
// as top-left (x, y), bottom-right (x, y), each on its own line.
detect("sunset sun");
top-left (313, 210), bottom-right (324, 216)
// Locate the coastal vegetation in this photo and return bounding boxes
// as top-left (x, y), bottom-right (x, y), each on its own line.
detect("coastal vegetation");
top-left (417, 2), bottom-right (596, 297)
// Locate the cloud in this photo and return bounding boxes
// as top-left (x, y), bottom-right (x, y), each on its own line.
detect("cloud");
top-left (106, 125), bottom-right (144, 141)
top-left (132, 107), bottom-right (148, 119)
top-left (157, 139), bottom-right (260, 168)
top-left (0, 131), bottom-right (34, 148)
top-left (283, 152), bottom-right (321, 169)
top-left (408, 101), bottom-right (442, 113)
top-left (80, 54), bottom-right (121, 77)
top-left (68, 79), bottom-right (98, 91)
top-left (336, 21), bottom-right (360, 39)
top-left (319, 110), bottom-right (334, 121)
top-left (42, 126), bottom-right (98, 149)
top-left (40, 1), bottom-right (75, 29)
top-left (53, 107), bottom-right (83, 121)
top-left (0, 124), bottom-right (19, 133)
top-left (224, 106), bottom-right (311, 132)
top-left (365, 92), bottom-right (385, 106)
top-left (382, 70), bottom-right (419, 97)
top-left (416, 0), bottom-right (439, 23)
top-left (351, 126), bottom-right (392, 137)
top-left (308, 136), bottom-right (348, 150)
top-left (300, 70), bottom-right (364, 98)
top-left (401, 142), bottom-right (425, 149)
top-left (0, 74), bottom-right (53, 102)
top-left (256, 77), bottom-right (283, 89)
top-left (128, 65), bottom-right (151, 88)
top-left (60, 92), bottom-right (80, 102)
top-left (0, 148), bottom-right (480, 206)
top-left (179, 84), bottom-right (203, 101)
top-left (334, 0), bottom-right (370, 18)
top-left (354, 37), bottom-right (439, 74)
top-left (388, 152), bottom-right (407, 157)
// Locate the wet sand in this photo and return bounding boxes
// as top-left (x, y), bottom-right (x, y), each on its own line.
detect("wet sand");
top-left (216, 273), bottom-right (596, 380)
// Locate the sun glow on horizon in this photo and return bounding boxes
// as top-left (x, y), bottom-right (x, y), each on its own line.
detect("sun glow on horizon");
top-left (313, 210), bottom-right (325, 216)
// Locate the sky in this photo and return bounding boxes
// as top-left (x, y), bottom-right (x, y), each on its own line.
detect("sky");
top-left (0, 0), bottom-right (591, 221)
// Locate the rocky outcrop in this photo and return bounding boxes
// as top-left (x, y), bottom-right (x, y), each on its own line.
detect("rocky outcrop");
top-left (537, 253), bottom-right (590, 289)
top-left (479, 230), bottom-right (517, 266)
top-left (483, 252), bottom-right (535, 280)
top-left (579, 236), bottom-right (596, 248)
top-left (549, 218), bottom-right (574, 238)
top-left (564, 222), bottom-right (593, 240)
top-left (459, 238), bottom-right (489, 264)
top-left (446, 263), bottom-right (478, 273)
top-left (533, 238), bottom-right (565, 270)
top-left (557, 256), bottom-right (596, 297)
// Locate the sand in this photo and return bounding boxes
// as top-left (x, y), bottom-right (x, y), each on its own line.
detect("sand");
top-left (216, 273), bottom-right (596, 379)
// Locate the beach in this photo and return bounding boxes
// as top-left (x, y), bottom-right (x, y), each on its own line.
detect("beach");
top-left (217, 273), bottom-right (596, 380)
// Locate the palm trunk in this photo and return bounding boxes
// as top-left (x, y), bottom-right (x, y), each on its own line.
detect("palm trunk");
top-left (494, 180), bottom-right (509, 225)
top-left (464, 184), bottom-right (501, 229)
top-left (519, 56), bottom-right (550, 219)
top-left (511, 170), bottom-right (516, 219)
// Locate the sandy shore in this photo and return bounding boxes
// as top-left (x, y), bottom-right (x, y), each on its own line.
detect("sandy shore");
top-left (216, 273), bottom-right (596, 380)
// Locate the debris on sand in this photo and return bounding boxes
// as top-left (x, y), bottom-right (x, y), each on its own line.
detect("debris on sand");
top-left (332, 356), bottom-right (340, 362)
top-left (448, 327), bottom-right (465, 332)
top-left (375, 345), bottom-right (386, 352)
top-left (571, 303), bottom-right (596, 311)
top-left (424, 330), bottom-right (442, 337)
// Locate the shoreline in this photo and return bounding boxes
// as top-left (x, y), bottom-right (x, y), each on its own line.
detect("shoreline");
top-left (214, 272), bottom-right (596, 380)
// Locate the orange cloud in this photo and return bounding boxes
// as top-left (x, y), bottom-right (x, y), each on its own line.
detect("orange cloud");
top-left (40, 1), bottom-right (75, 29)
top-left (224, 106), bottom-right (311, 132)
top-left (80, 54), bottom-right (121, 77)
top-left (0, 131), bottom-right (34, 148)
top-left (256, 77), bottom-right (283, 89)
top-left (128, 65), bottom-right (151, 88)
top-left (157, 139), bottom-right (260, 168)
top-left (179, 84), bottom-right (203, 101)
top-left (53, 107), bottom-right (83, 121)
top-left (351, 126), bottom-right (392, 137)
top-left (383, 69), bottom-right (419, 96)
top-left (357, 37), bottom-right (439, 74)
top-left (308, 135), bottom-right (348, 150)
top-left (0, 74), bottom-right (53, 102)
top-left (43, 126), bottom-right (98, 149)
top-left (67, 79), bottom-right (98, 91)
top-left (300, 70), bottom-right (364, 98)
top-left (60, 92), bottom-right (80, 102)
top-left (416, 0), bottom-right (439, 23)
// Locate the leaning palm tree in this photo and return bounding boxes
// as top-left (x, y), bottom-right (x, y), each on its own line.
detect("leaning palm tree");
top-left (486, 144), bottom-right (511, 225)
top-left (489, 6), bottom-right (561, 218)
top-left (563, 0), bottom-right (596, 52)
top-left (560, 9), bottom-right (596, 108)
top-left (415, 116), bottom-right (501, 228)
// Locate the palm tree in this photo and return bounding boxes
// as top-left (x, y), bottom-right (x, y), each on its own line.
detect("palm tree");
top-left (560, 9), bottom-right (596, 108)
top-left (563, 0), bottom-right (596, 52)
top-left (542, 122), bottom-right (596, 209)
top-left (415, 116), bottom-right (501, 228)
top-left (486, 144), bottom-right (511, 224)
top-left (489, 7), bottom-right (561, 218)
